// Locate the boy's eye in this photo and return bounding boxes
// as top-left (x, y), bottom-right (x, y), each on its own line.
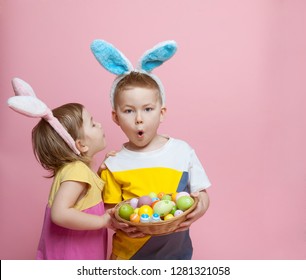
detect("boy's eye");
top-left (124, 109), bottom-right (133, 113)
top-left (145, 107), bottom-right (153, 112)
top-left (92, 120), bottom-right (99, 127)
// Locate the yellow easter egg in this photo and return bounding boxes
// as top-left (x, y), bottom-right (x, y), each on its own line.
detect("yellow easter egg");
top-left (164, 214), bottom-right (174, 221)
top-left (138, 205), bottom-right (154, 217)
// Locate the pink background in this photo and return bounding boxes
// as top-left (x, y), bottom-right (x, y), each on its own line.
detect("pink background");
top-left (1, 0), bottom-right (305, 260)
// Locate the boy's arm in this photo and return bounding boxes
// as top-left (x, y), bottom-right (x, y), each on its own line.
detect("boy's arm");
top-left (175, 189), bottom-right (210, 232)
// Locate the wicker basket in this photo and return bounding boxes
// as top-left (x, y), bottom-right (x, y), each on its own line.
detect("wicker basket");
top-left (114, 196), bottom-right (198, 236)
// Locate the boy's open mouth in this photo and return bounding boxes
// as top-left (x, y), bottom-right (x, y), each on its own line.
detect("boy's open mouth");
top-left (137, 130), bottom-right (144, 137)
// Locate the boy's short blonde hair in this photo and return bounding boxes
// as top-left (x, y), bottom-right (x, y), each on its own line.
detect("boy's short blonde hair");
top-left (113, 72), bottom-right (162, 108)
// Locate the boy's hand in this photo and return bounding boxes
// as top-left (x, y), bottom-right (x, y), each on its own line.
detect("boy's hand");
top-left (175, 190), bottom-right (210, 232)
top-left (120, 227), bottom-right (147, 238)
top-left (97, 150), bottom-right (117, 175)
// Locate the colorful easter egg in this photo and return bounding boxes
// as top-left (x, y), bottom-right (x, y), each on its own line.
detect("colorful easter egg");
top-left (130, 198), bottom-right (139, 209)
top-left (157, 192), bottom-right (165, 199)
top-left (171, 192), bottom-right (178, 201)
top-left (140, 213), bottom-right (150, 223)
top-left (174, 209), bottom-right (184, 217)
top-left (153, 200), bottom-right (174, 217)
top-left (151, 213), bottom-right (161, 222)
top-left (151, 197), bottom-right (159, 202)
top-left (130, 213), bottom-right (140, 223)
top-left (151, 199), bottom-right (160, 209)
top-left (148, 192), bottom-right (157, 199)
top-left (175, 192), bottom-right (190, 202)
top-left (138, 195), bottom-right (152, 207)
top-left (161, 194), bottom-right (172, 201)
top-left (176, 196), bottom-right (194, 211)
top-left (170, 205), bottom-right (177, 215)
top-left (138, 205), bottom-right (154, 217)
top-left (118, 203), bottom-right (134, 221)
top-left (164, 213), bottom-right (174, 221)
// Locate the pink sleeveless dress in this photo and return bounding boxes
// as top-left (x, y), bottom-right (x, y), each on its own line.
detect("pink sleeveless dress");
top-left (36, 161), bottom-right (107, 260)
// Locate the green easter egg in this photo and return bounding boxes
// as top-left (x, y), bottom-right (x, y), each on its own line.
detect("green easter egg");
top-left (176, 196), bottom-right (194, 211)
top-left (153, 200), bottom-right (173, 217)
top-left (118, 203), bottom-right (134, 221)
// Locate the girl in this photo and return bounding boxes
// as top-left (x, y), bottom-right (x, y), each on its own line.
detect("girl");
top-left (8, 78), bottom-right (113, 260)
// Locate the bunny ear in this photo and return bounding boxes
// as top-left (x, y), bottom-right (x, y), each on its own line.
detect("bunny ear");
top-left (138, 40), bottom-right (177, 73)
top-left (11, 77), bottom-right (37, 97)
top-left (90, 39), bottom-right (133, 75)
top-left (8, 78), bottom-right (81, 155)
top-left (7, 96), bottom-right (48, 118)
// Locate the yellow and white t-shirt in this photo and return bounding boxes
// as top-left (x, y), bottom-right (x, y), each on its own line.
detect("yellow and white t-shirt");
top-left (102, 138), bottom-right (211, 260)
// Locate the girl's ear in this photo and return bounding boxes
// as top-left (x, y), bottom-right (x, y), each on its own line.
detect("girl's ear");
top-left (75, 139), bottom-right (89, 153)
top-left (111, 110), bottom-right (120, 126)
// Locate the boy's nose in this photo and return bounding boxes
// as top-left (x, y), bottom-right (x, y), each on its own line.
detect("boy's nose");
top-left (135, 113), bottom-right (143, 124)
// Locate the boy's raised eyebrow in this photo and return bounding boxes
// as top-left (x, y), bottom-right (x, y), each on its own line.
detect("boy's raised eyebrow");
top-left (120, 103), bottom-right (155, 109)
top-left (120, 104), bottom-right (135, 109)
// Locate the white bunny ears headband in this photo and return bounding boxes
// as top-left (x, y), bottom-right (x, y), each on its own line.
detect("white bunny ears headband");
top-left (7, 78), bottom-right (80, 155)
top-left (90, 39), bottom-right (177, 108)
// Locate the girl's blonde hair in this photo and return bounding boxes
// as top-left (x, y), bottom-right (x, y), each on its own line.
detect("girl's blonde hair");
top-left (32, 103), bottom-right (90, 177)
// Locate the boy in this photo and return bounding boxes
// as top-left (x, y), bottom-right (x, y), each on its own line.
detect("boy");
top-left (91, 40), bottom-right (211, 259)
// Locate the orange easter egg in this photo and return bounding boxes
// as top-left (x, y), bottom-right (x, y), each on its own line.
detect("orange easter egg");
top-left (171, 192), bottom-right (178, 201)
top-left (130, 213), bottom-right (140, 223)
top-left (151, 200), bottom-right (160, 209)
top-left (157, 192), bottom-right (165, 199)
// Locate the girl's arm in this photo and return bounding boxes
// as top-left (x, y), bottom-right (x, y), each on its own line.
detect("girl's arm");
top-left (97, 150), bottom-right (117, 176)
top-left (104, 203), bottom-right (146, 238)
top-left (51, 180), bottom-right (111, 230)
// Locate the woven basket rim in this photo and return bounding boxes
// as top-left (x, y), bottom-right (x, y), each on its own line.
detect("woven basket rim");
top-left (114, 196), bottom-right (198, 227)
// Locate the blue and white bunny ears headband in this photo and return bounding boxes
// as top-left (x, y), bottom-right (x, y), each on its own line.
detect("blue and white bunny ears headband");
top-left (90, 39), bottom-right (177, 108)
top-left (7, 78), bottom-right (80, 155)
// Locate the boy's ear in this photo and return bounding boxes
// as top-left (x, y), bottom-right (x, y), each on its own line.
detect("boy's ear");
top-left (112, 110), bottom-right (120, 125)
top-left (160, 107), bottom-right (167, 123)
top-left (75, 139), bottom-right (89, 153)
